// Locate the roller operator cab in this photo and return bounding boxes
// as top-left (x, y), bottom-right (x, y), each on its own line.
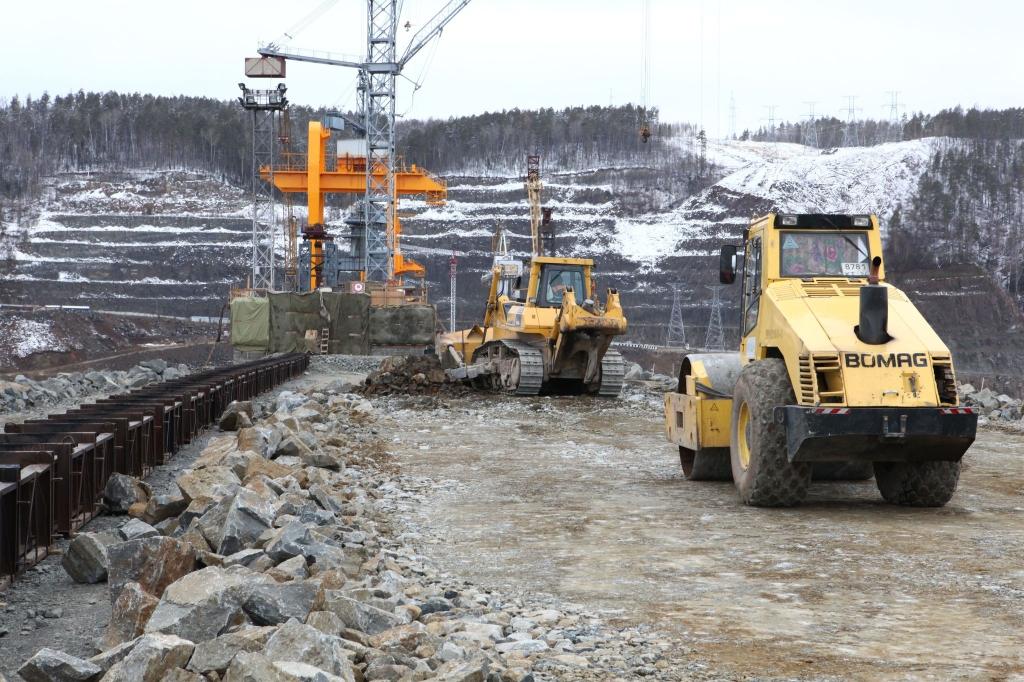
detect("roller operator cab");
top-left (664, 213), bottom-right (978, 507)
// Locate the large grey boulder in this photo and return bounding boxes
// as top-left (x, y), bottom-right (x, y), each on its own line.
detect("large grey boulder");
top-left (623, 362), bottom-right (644, 382)
top-left (117, 518), bottom-right (159, 541)
top-left (85, 371), bottom-right (120, 392)
top-left (102, 581), bottom-right (160, 648)
top-left (218, 487), bottom-right (275, 556)
top-left (175, 466), bottom-right (241, 503)
top-left (145, 565), bottom-right (272, 642)
top-left (17, 648), bottom-right (102, 682)
top-left (107, 536), bottom-right (198, 605)
top-left (101, 633), bottom-right (195, 682)
top-left (62, 531), bottom-right (117, 584)
top-left (140, 358), bottom-right (169, 375)
top-left (274, 436), bottom-right (312, 460)
top-left (195, 494), bottom-right (235, 550)
top-left (275, 391), bottom-right (308, 413)
top-left (187, 626), bottom-right (277, 674)
top-left (264, 519), bottom-right (313, 562)
top-left (262, 621), bottom-right (356, 681)
top-left (323, 592), bottom-right (404, 635)
top-left (104, 473), bottom-right (151, 514)
top-left (223, 652), bottom-right (290, 682)
top-left (243, 581), bottom-right (321, 625)
top-left (137, 493), bottom-right (188, 525)
top-left (219, 401), bottom-right (254, 431)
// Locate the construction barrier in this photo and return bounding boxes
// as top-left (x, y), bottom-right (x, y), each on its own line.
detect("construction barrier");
top-left (0, 352), bottom-right (309, 585)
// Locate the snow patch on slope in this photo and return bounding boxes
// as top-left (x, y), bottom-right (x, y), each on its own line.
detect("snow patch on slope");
top-left (8, 319), bottom-right (67, 358)
top-left (612, 138), bottom-right (940, 266)
top-left (717, 139), bottom-right (938, 224)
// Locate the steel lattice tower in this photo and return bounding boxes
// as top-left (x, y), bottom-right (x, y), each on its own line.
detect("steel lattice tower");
top-left (666, 283), bottom-right (687, 348)
top-left (729, 92), bottom-right (737, 140)
top-left (361, 0), bottom-right (398, 281)
top-left (704, 285), bottom-right (725, 350)
top-left (802, 101), bottom-right (819, 148)
top-left (764, 104), bottom-right (778, 142)
top-left (885, 90), bottom-right (903, 142)
top-left (841, 95), bottom-right (861, 147)
top-left (239, 84), bottom-right (287, 291)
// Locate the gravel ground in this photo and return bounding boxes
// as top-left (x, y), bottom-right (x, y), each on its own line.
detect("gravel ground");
top-left (382, 389), bottom-right (1024, 680)
top-left (4, 354), bottom-right (1021, 681)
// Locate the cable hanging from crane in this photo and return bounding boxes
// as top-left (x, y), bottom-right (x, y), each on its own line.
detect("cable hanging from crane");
top-left (276, 0), bottom-right (340, 45)
top-left (639, 0), bottom-right (652, 143)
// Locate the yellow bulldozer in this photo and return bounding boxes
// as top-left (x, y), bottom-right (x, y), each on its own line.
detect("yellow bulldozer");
top-left (437, 156), bottom-right (628, 396)
top-left (664, 213), bottom-right (978, 507)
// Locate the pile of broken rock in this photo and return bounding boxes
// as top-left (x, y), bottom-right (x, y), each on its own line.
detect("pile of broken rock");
top-left (958, 383), bottom-right (1023, 422)
top-left (17, 384), bottom-right (668, 682)
top-left (0, 359), bottom-right (190, 416)
top-left (358, 356), bottom-right (464, 398)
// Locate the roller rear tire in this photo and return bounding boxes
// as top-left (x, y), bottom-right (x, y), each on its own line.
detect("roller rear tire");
top-left (874, 461), bottom-right (961, 507)
top-left (730, 359), bottom-right (812, 507)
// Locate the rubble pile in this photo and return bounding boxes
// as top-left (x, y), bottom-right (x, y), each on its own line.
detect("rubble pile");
top-left (622, 362), bottom-right (676, 392)
top-left (0, 359), bottom-right (190, 416)
top-left (22, 381), bottom-right (679, 681)
top-left (959, 383), bottom-right (1023, 422)
top-left (359, 355), bottom-right (466, 398)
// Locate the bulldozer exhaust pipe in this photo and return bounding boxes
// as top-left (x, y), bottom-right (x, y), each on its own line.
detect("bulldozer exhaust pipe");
top-left (857, 257), bottom-right (890, 345)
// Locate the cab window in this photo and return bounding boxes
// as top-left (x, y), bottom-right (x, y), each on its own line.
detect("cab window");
top-left (538, 266), bottom-right (584, 307)
top-left (780, 231), bottom-right (870, 277)
top-left (742, 236), bottom-right (762, 334)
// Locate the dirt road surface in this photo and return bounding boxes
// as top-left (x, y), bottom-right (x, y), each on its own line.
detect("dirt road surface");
top-left (385, 391), bottom-right (1024, 680)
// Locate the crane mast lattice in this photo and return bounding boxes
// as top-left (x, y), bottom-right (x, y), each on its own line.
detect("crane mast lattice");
top-left (255, 0), bottom-right (472, 284)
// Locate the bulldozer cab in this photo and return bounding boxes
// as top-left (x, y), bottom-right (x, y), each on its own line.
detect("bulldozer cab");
top-left (526, 257), bottom-right (593, 308)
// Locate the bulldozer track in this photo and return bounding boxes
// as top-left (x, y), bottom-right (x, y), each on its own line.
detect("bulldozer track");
top-left (598, 350), bottom-right (625, 397)
top-left (501, 340), bottom-right (545, 396)
top-left (472, 340), bottom-right (545, 396)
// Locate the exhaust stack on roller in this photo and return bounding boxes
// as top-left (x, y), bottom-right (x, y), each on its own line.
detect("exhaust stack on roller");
top-left (856, 256), bottom-right (890, 345)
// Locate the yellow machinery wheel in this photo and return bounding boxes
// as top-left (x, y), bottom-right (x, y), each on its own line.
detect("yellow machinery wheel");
top-left (729, 359), bottom-right (812, 507)
top-left (874, 460), bottom-right (961, 506)
top-left (736, 401), bottom-right (752, 471)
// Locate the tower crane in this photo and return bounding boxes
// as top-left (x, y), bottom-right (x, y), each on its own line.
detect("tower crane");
top-left (254, 0), bottom-right (473, 284)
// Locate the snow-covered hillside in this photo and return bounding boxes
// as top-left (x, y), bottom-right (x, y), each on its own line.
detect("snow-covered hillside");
top-left (0, 171), bottom-right (254, 317)
top-left (611, 138), bottom-right (939, 269)
top-left (2, 134), bottom-right (1021, 375)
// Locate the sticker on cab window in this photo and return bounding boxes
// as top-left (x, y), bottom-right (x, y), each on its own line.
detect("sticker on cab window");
top-left (783, 235), bottom-right (799, 250)
top-left (841, 262), bottom-right (870, 276)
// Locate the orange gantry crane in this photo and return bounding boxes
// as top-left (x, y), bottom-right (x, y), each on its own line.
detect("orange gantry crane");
top-left (260, 120), bottom-right (446, 292)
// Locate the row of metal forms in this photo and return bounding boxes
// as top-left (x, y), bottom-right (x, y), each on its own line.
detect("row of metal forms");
top-left (0, 353), bottom-right (309, 584)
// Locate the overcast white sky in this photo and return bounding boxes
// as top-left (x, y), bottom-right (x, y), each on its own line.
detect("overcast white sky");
top-left (2, 1), bottom-right (1021, 136)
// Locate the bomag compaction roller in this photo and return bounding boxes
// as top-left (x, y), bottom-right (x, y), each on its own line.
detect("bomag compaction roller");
top-left (664, 213), bottom-right (978, 507)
